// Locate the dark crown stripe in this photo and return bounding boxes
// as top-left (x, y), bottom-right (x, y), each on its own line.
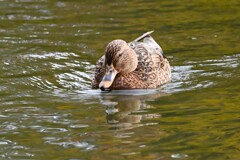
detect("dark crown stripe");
top-left (105, 40), bottom-right (122, 66)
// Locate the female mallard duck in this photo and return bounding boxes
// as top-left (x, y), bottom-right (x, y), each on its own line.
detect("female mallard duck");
top-left (92, 31), bottom-right (171, 91)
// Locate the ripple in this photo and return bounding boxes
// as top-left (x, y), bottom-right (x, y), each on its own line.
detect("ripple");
top-left (42, 137), bottom-right (61, 142)
top-left (0, 115), bottom-right (8, 118)
top-left (4, 106), bottom-right (40, 113)
top-left (56, 73), bottom-right (89, 89)
top-left (115, 132), bottom-right (134, 139)
top-left (0, 142), bottom-right (8, 145)
top-left (46, 141), bottom-right (95, 150)
top-left (4, 151), bottom-right (34, 158)
top-left (0, 0), bottom-right (52, 21)
top-left (69, 124), bottom-right (89, 129)
top-left (200, 54), bottom-right (240, 69)
top-left (171, 153), bottom-right (188, 159)
top-left (21, 52), bottom-right (80, 60)
top-left (122, 152), bottom-right (139, 156)
top-left (39, 128), bottom-right (68, 133)
top-left (163, 53), bottom-right (240, 93)
top-left (162, 65), bottom-right (203, 92)
top-left (30, 76), bottom-right (59, 90)
top-left (0, 138), bottom-right (32, 159)
top-left (0, 51), bottom-right (93, 97)
top-left (5, 124), bottom-right (18, 130)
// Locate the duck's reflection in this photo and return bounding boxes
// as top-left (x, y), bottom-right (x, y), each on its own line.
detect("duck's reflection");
top-left (99, 90), bottom-right (169, 130)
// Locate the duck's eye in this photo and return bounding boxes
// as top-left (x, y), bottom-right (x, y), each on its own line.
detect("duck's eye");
top-left (119, 53), bottom-right (122, 57)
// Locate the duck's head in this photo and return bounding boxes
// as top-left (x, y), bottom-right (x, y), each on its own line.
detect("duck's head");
top-left (99, 39), bottom-right (138, 91)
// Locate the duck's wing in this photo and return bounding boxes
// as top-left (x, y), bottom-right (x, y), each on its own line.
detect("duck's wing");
top-left (91, 56), bottom-right (106, 89)
top-left (128, 31), bottom-right (170, 88)
top-left (130, 31), bottom-right (165, 58)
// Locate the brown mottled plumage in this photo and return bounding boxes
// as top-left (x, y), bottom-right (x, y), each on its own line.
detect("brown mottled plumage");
top-left (92, 31), bottom-right (171, 90)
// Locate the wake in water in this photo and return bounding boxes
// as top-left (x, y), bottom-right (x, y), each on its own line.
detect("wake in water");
top-left (0, 51), bottom-right (239, 98)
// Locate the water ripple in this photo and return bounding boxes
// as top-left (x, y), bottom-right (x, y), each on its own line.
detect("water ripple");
top-left (45, 140), bottom-right (95, 150)
top-left (163, 53), bottom-right (240, 93)
top-left (0, 51), bottom-right (93, 97)
top-left (0, 138), bottom-right (33, 159)
top-left (39, 128), bottom-right (68, 133)
top-left (171, 153), bottom-right (188, 159)
top-left (69, 124), bottom-right (89, 129)
top-left (21, 52), bottom-right (80, 60)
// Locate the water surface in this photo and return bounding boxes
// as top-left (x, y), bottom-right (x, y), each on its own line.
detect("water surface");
top-left (0, 0), bottom-right (240, 160)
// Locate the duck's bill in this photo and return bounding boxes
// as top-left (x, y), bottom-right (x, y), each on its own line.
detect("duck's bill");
top-left (99, 68), bottom-right (117, 91)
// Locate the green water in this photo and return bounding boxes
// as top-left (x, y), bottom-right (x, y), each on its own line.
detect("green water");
top-left (0, 0), bottom-right (240, 159)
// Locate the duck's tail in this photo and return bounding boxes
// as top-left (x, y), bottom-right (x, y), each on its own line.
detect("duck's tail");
top-left (133, 30), bottom-right (154, 42)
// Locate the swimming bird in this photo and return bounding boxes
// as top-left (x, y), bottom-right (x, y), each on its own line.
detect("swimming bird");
top-left (92, 31), bottom-right (171, 91)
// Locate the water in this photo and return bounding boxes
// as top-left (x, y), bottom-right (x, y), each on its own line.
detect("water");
top-left (0, 0), bottom-right (239, 159)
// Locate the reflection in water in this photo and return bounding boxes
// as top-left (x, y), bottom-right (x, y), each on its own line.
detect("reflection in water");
top-left (99, 91), bottom-right (168, 130)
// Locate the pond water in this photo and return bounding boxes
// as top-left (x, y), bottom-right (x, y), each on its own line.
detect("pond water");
top-left (0, 0), bottom-right (240, 160)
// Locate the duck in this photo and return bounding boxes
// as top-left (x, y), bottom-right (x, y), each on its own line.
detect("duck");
top-left (92, 31), bottom-right (171, 91)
